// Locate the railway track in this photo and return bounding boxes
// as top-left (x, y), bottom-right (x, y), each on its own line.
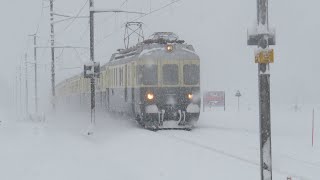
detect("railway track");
top-left (153, 129), bottom-right (312, 180)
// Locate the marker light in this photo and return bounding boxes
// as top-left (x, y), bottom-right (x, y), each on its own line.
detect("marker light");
top-left (166, 45), bottom-right (173, 52)
top-left (147, 93), bottom-right (154, 100)
top-left (188, 93), bottom-right (193, 100)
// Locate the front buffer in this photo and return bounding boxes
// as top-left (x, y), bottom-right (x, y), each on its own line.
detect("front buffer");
top-left (137, 87), bottom-right (201, 130)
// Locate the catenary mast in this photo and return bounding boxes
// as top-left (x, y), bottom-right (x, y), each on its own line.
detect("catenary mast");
top-left (247, 0), bottom-right (276, 179)
top-left (50, 0), bottom-right (56, 110)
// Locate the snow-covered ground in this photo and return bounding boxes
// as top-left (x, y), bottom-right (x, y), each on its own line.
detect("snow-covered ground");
top-left (0, 106), bottom-right (319, 180)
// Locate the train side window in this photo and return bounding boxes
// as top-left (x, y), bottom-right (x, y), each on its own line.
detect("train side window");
top-left (119, 67), bottom-right (121, 86)
top-left (116, 68), bottom-right (117, 87)
top-left (112, 68), bottom-right (114, 87)
top-left (118, 67), bottom-right (120, 86)
top-left (127, 65), bottom-right (130, 86)
top-left (115, 68), bottom-right (119, 87)
top-left (114, 68), bottom-right (116, 87)
top-left (123, 67), bottom-right (125, 86)
top-left (163, 64), bottom-right (178, 85)
top-left (115, 68), bottom-right (117, 87)
top-left (137, 65), bottom-right (142, 85)
top-left (183, 64), bottom-right (200, 85)
top-left (120, 67), bottom-right (123, 86)
top-left (119, 68), bottom-right (121, 86)
top-left (125, 65), bottom-right (128, 102)
top-left (119, 67), bottom-right (122, 86)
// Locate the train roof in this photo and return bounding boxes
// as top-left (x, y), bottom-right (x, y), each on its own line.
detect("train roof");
top-left (107, 32), bottom-right (199, 65)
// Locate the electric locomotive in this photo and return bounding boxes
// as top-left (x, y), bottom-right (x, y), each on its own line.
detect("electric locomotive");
top-left (56, 32), bottom-right (201, 130)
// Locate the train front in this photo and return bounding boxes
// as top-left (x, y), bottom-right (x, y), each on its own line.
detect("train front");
top-left (137, 32), bottom-right (201, 130)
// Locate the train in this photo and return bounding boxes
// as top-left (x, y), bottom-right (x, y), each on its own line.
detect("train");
top-left (56, 32), bottom-right (201, 130)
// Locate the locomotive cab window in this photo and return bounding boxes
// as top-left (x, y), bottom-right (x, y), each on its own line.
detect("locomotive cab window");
top-left (183, 64), bottom-right (200, 85)
top-left (163, 64), bottom-right (178, 85)
top-left (137, 64), bottom-right (158, 85)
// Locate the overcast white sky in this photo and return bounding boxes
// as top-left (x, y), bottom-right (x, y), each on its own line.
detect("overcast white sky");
top-left (1, 0), bottom-right (320, 113)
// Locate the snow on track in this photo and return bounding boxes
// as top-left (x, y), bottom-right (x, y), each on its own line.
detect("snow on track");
top-left (156, 128), bottom-right (313, 180)
top-left (0, 108), bottom-right (319, 180)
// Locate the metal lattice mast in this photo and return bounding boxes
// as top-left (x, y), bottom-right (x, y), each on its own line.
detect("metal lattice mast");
top-left (50, 0), bottom-right (56, 110)
top-left (248, 0), bottom-right (276, 180)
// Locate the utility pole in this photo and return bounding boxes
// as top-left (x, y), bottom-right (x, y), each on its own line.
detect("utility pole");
top-left (46, 2), bottom-right (89, 113)
top-left (247, 0), bottom-right (276, 180)
top-left (50, 0), bottom-right (56, 111)
top-left (89, 0), bottom-right (96, 129)
top-left (86, 3), bottom-right (145, 134)
top-left (25, 54), bottom-right (29, 116)
top-left (34, 35), bottom-right (38, 113)
top-left (29, 34), bottom-right (38, 113)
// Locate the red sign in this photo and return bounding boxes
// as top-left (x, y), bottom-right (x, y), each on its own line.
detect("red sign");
top-left (204, 91), bottom-right (225, 107)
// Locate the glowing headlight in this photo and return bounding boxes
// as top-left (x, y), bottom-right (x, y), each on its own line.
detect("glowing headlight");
top-left (147, 93), bottom-right (154, 100)
top-left (166, 45), bottom-right (173, 52)
top-left (188, 93), bottom-right (193, 100)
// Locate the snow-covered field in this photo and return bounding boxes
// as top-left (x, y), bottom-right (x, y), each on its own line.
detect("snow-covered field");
top-left (0, 106), bottom-right (319, 180)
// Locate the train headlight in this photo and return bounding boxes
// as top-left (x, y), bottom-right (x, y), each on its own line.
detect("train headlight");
top-left (188, 93), bottom-right (193, 100)
top-left (166, 45), bottom-right (173, 52)
top-left (147, 93), bottom-right (154, 100)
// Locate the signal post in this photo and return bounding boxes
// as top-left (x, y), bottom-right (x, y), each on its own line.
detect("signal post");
top-left (247, 0), bottom-right (276, 180)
